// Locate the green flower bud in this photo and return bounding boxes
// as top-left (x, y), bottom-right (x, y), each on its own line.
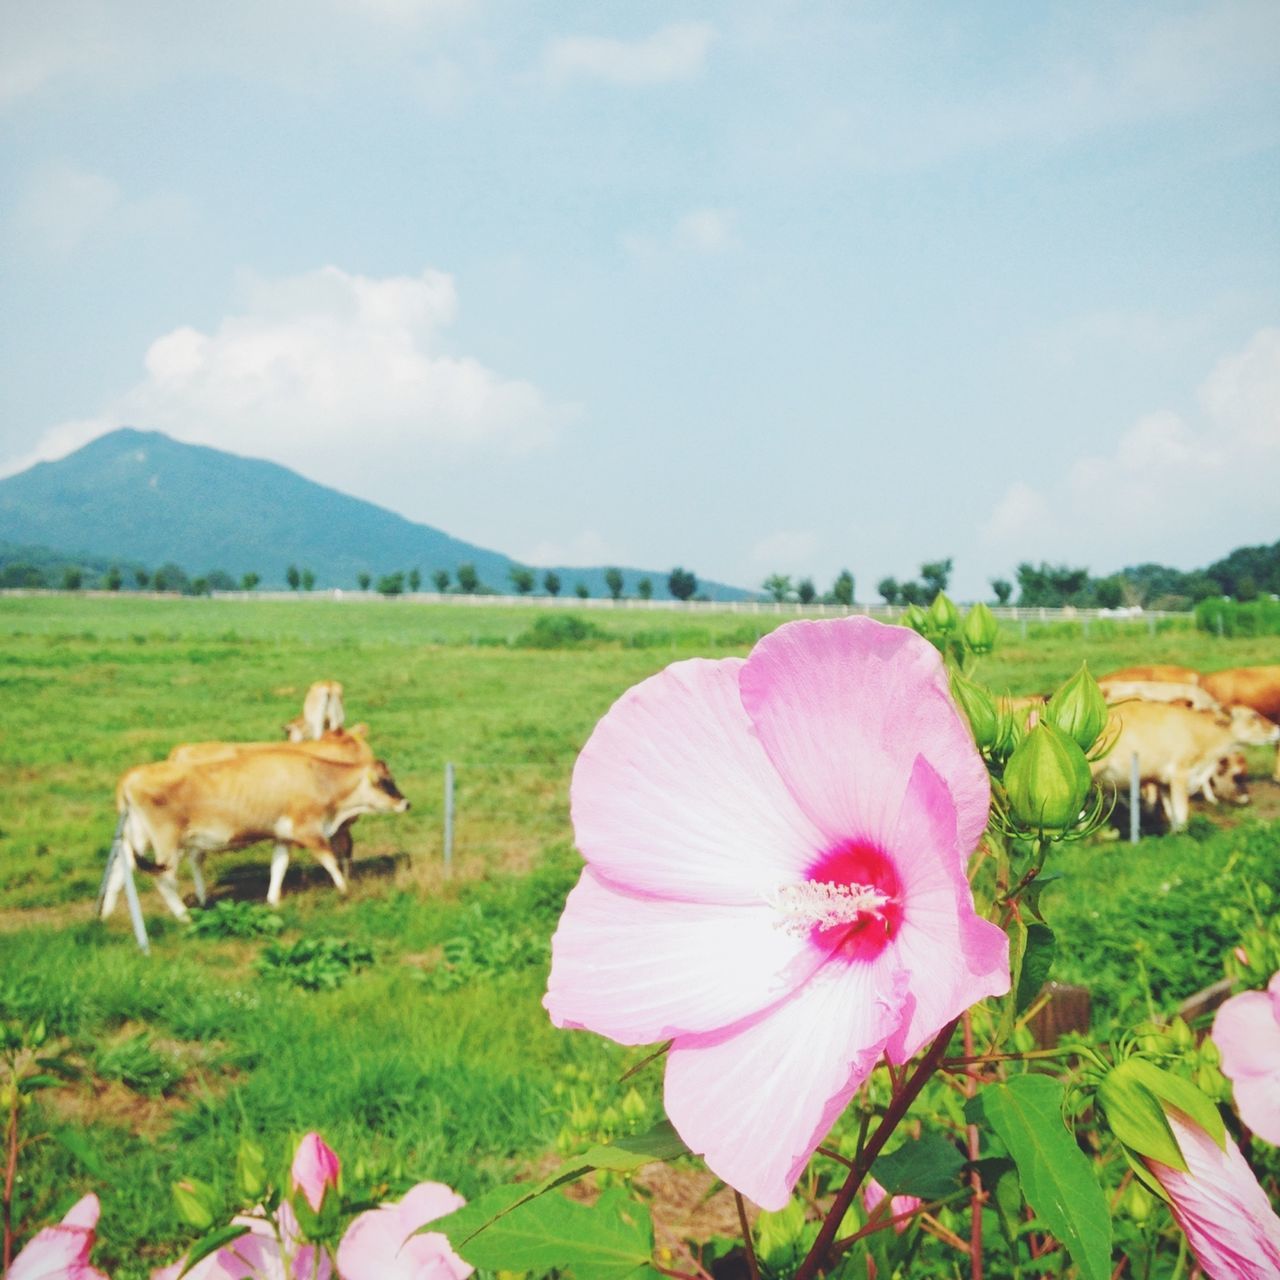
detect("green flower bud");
top-left (950, 670), bottom-right (1000, 751)
top-left (928, 591), bottom-right (959, 635)
top-left (172, 1177), bottom-right (217, 1232)
top-left (962, 602), bottom-right (1000, 655)
top-left (236, 1137), bottom-right (268, 1203)
top-left (901, 604), bottom-right (928, 635)
top-left (619, 1087), bottom-right (647, 1125)
top-left (1169, 1017), bottom-right (1193, 1051)
top-left (1124, 1180), bottom-right (1155, 1225)
top-left (1045, 664), bottom-right (1109, 753)
top-left (1003, 722), bottom-right (1092, 831)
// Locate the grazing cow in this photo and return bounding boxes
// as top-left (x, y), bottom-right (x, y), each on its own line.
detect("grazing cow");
top-left (167, 727), bottom-right (373, 879)
top-left (102, 751), bottom-right (409, 921)
top-left (1092, 702), bottom-right (1277, 831)
top-left (1200, 665), bottom-right (1280, 781)
top-left (284, 680), bottom-right (345, 742)
top-left (1097, 679), bottom-right (1221, 713)
top-left (1100, 664), bottom-right (1201, 685)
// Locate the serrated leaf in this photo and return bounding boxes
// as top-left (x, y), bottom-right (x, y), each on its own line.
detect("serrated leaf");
top-left (179, 1223), bottom-right (251, 1276)
top-left (1016, 924), bottom-right (1056, 1013)
top-left (872, 1133), bottom-right (966, 1200)
top-left (453, 1186), bottom-right (659, 1279)
top-left (973, 1075), bottom-right (1111, 1280)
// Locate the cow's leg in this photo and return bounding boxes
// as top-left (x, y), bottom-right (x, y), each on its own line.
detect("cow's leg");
top-left (100, 842), bottom-right (128, 919)
top-left (332, 821), bottom-right (354, 883)
top-left (153, 865), bottom-right (190, 921)
top-left (1168, 775), bottom-right (1190, 832)
top-left (310, 846), bottom-right (348, 896)
top-left (267, 842), bottom-right (291, 906)
top-left (189, 855), bottom-right (208, 908)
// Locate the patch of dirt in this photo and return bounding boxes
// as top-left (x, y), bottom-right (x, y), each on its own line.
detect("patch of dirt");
top-left (47, 1079), bottom-right (178, 1140)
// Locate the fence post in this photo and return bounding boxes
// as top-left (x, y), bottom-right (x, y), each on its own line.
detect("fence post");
top-left (443, 761), bottom-right (455, 877)
top-left (1129, 752), bottom-right (1140, 845)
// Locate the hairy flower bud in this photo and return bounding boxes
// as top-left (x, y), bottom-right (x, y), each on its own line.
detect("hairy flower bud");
top-left (950, 670), bottom-right (999, 751)
top-left (928, 591), bottom-right (959, 635)
top-left (962, 602), bottom-right (999, 655)
top-left (1045, 665), bottom-right (1109, 753)
top-left (1003, 722), bottom-right (1091, 831)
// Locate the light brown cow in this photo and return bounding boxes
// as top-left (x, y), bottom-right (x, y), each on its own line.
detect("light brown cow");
top-left (102, 751), bottom-right (409, 921)
top-left (1092, 702), bottom-right (1278, 831)
top-left (283, 680), bottom-right (345, 742)
top-left (1100, 664), bottom-right (1201, 685)
top-left (1097, 679), bottom-right (1221, 713)
top-left (1201, 666), bottom-right (1280, 781)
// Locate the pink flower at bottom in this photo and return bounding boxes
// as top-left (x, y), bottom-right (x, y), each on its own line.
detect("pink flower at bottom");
top-left (337, 1182), bottom-right (473, 1280)
top-left (10, 1194), bottom-right (109, 1280)
top-left (150, 1203), bottom-right (331, 1280)
top-left (862, 1177), bottom-right (923, 1234)
top-left (1212, 971), bottom-right (1280, 1145)
top-left (291, 1132), bottom-right (341, 1213)
top-left (544, 618), bottom-right (1010, 1209)
top-left (1144, 1108), bottom-right (1280, 1279)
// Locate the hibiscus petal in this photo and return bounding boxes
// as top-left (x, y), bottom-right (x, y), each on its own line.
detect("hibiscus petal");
top-left (881, 757), bottom-right (1010, 1063)
top-left (10, 1196), bottom-right (102, 1280)
top-left (572, 657), bottom-right (826, 903)
top-left (664, 954), bottom-right (906, 1210)
top-left (739, 619), bottom-right (990, 860)
top-left (545, 869), bottom-right (831, 1042)
top-left (1213, 985), bottom-right (1280, 1144)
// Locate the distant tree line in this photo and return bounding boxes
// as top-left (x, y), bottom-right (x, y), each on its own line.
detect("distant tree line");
top-left (762, 569), bottom-right (856, 606)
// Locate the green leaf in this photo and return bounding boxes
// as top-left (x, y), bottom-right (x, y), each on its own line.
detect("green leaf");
top-left (453, 1187), bottom-right (660, 1279)
top-left (179, 1223), bottom-right (251, 1276)
top-left (1016, 924), bottom-right (1056, 1013)
top-left (18, 1073), bottom-right (65, 1093)
top-left (872, 1132), bottom-right (966, 1200)
top-left (53, 1127), bottom-right (110, 1179)
top-left (432, 1120), bottom-right (687, 1249)
top-left (1097, 1059), bottom-right (1224, 1168)
top-left (1020, 870), bottom-right (1063, 922)
top-left (972, 1075), bottom-right (1112, 1280)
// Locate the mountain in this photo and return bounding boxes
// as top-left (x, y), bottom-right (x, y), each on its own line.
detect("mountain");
top-left (0, 429), bottom-right (750, 599)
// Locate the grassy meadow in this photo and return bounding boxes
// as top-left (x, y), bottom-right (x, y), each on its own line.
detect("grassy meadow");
top-left (2, 594), bottom-right (1278, 1276)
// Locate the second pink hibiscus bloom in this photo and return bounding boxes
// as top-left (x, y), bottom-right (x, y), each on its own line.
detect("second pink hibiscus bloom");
top-left (545, 617), bottom-right (1009, 1209)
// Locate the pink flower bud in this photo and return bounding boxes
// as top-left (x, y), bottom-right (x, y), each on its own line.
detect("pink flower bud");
top-left (862, 1176), bottom-right (923, 1234)
top-left (291, 1132), bottom-right (341, 1213)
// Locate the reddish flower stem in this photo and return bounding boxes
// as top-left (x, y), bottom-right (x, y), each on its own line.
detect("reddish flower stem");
top-left (793, 1017), bottom-right (960, 1280)
top-left (962, 1013), bottom-right (984, 1280)
top-left (3, 1089), bottom-right (17, 1272)
top-left (736, 1190), bottom-right (761, 1280)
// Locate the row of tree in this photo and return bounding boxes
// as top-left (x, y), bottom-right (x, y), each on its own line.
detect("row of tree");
top-left (361, 564), bottom-right (702, 601)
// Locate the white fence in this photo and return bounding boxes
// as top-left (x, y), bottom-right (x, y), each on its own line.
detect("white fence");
top-left (1, 586), bottom-right (1191, 624)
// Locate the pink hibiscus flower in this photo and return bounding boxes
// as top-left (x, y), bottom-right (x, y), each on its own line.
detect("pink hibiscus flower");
top-left (862, 1176), bottom-right (923, 1233)
top-left (291, 1132), bottom-right (341, 1213)
top-left (10, 1194), bottom-right (109, 1280)
top-left (337, 1182), bottom-right (473, 1279)
top-left (1144, 1108), bottom-right (1280, 1279)
top-left (544, 617), bottom-right (1009, 1209)
top-left (150, 1203), bottom-right (331, 1280)
top-left (1212, 971), bottom-right (1280, 1145)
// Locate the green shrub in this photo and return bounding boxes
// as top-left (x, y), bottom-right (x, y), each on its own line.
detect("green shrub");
top-left (514, 614), bottom-right (606, 649)
top-left (187, 900), bottom-right (284, 939)
top-left (257, 937), bottom-right (374, 991)
top-left (94, 1033), bottom-right (184, 1096)
top-left (1195, 595), bottom-right (1280, 636)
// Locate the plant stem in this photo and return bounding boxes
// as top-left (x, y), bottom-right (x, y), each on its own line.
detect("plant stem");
top-left (735, 1191), bottom-right (761, 1280)
top-left (962, 1013), bottom-right (984, 1280)
top-left (793, 1018), bottom-right (960, 1280)
top-left (3, 1086), bottom-right (18, 1273)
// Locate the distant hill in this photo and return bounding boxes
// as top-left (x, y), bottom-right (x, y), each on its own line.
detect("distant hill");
top-left (0, 429), bottom-right (750, 599)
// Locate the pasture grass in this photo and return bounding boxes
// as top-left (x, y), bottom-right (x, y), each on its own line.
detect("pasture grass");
top-left (1, 595), bottom-right (1278, 1274)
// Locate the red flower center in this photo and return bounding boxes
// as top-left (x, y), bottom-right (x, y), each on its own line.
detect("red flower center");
top-left (800, 842), bottom-right (903, 961)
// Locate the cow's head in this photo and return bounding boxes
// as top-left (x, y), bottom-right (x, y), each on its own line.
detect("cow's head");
top-left (1214, 752), bottom-right (1250, 805)
top-left (356, 760), bottom-right (411, 813)
top-left (1229, 705), bottom-right (1280, 746)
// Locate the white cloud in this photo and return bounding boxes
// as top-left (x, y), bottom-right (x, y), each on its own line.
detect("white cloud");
top-left (10, 264), bottom-right (571, 484)
top-left (12, 164), bottom-right (120, 256)
top-left (982, 328), bottom-right (1280, 569)
top-left (622, 207), bottom-right (740, 258)
top-left (518, 530), bottom-right (622, 569)
top-left (750, 529), bottom-right (821, 572)
top-left (542, 22), bottom-right (715, 87)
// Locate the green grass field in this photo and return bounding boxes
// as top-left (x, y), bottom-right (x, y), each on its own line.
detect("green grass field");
top-left (1, 595), bottom-right (1277, 1276)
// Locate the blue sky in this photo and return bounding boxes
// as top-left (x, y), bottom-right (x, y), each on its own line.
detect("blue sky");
top-left (2, 0), bottom-right (1277, 598)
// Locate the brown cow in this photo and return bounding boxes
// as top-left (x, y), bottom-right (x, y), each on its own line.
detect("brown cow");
top-left (1092, 702), bottom-right (1277, 831)
top-left (1100, 664), bottom-right (1202, 685)
top-left (102, 751), bottom-right (409, 921)
top-left (1200, 666), bottom-right (1280, 781)
top-left (283, 680), bottom-right (345, 742)
top-left (1097, 679), bottom-right (1220, 713)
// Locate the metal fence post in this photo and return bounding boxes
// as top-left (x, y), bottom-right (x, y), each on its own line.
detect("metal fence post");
top-left (443, 761), bottom-right (455, 877)
top-left (1129, 753), bottom-right (1140, 845)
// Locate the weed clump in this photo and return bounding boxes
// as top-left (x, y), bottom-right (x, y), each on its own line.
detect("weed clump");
top-left (513, 614), bottom-right (606, 649)
top-left (257, 937), bottom-right (374, 991)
